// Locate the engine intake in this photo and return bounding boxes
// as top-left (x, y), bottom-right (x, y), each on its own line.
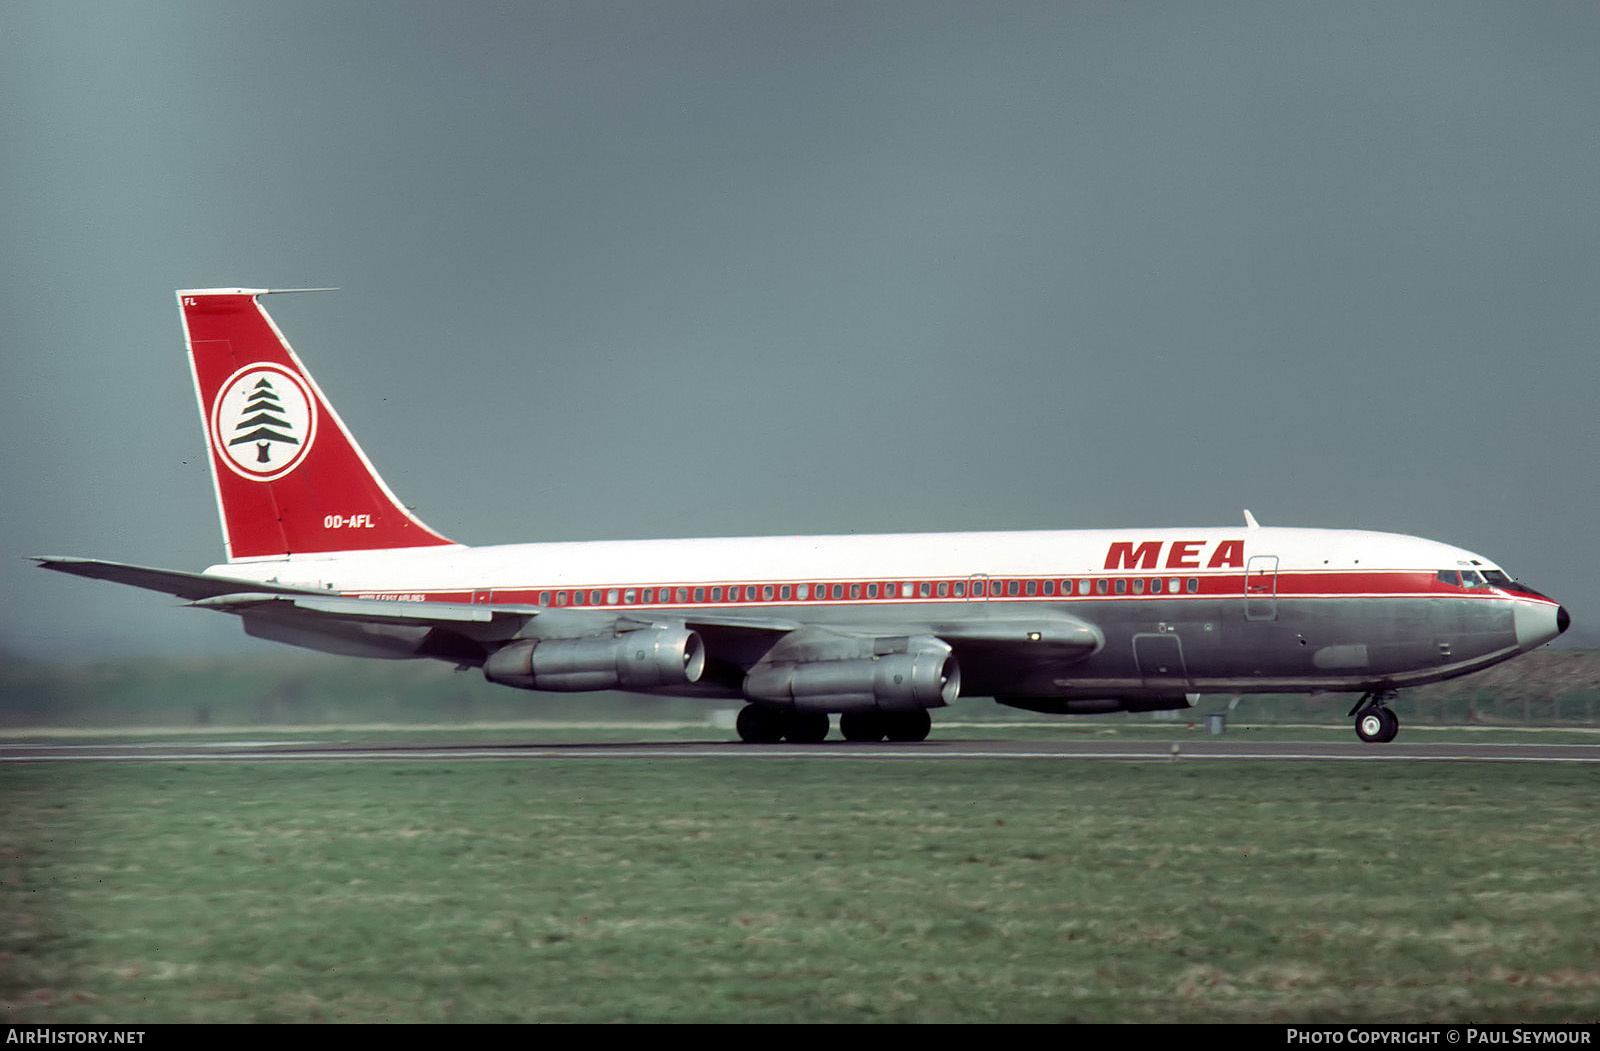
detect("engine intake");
top-left (483, 627), bottom-right (705, 692)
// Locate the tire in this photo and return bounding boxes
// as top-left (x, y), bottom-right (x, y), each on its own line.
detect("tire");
top-left (781, 710), bottom-right (831, 744)
top-left (839, 711), bottom-right (887, 742)
top-left (736, 704), bottom-right (784, 744)
top-left (883, 709), bottom-right (932, 743)
top-left (1356, 706), bottom-right (1399, 744)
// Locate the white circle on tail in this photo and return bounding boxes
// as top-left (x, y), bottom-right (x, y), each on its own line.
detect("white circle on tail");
top-left (210, 364), bottom-right (318, 481)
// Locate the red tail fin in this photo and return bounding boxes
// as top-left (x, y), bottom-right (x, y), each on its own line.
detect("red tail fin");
top-left (179, 289), bottom-right (456, 562)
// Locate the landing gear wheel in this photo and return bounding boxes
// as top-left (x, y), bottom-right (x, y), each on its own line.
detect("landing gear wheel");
top-left (1355, 706), bottom-right (1399, 744)
top-left (882, 710), bottom-right (932, 743)
top-left (781, 710), bottom-right (831, 744)
top-left (736, 704), bottom-right (784, 744)
top-left (839, 711), bottom-right (887, 742)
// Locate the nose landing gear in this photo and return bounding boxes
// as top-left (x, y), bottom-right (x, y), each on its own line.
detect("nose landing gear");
top-left (1349, 690), bottom-right (1400, 743)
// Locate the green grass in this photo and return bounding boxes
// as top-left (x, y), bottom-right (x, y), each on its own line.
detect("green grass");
top-left (3, 759), bottom-right (1598, 1022)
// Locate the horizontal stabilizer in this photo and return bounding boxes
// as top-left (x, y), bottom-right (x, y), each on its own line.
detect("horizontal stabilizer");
top-left (31, 556), bottom-right (316, 601)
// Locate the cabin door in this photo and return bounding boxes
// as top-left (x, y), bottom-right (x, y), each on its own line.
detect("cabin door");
top-left (1134, 632), bottom-right (1189, 689)
top-left (1245, 555), bottom-right (1278, 621)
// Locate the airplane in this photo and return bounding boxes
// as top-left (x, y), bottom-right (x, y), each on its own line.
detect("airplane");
top-left (36, 288), bottom-right (1570, 744)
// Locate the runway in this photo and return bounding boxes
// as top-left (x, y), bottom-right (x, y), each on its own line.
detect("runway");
top-left (4, 734), bottom-right (1598, 764)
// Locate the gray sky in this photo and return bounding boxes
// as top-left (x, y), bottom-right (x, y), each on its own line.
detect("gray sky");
top-left (5, 1), bottom-right (1598, 658)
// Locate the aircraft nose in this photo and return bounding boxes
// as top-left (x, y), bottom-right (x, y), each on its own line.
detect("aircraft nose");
top-left (1514, 600), bottom-right (1568, 650)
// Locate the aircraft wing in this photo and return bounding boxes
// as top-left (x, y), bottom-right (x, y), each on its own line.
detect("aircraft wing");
top-left (681, 609), bottom-right (1103, 671)
top-left (35, 556), bottom-right (1103, 678)
top-left (188, 592), bottom-right (532, 631)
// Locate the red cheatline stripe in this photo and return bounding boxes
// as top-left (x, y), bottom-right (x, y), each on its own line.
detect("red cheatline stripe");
top-left (344, 569), bottom-right (1555, 609)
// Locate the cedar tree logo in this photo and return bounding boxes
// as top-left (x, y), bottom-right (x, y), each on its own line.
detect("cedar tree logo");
top-left (210, 364), bottom-right (317, 481)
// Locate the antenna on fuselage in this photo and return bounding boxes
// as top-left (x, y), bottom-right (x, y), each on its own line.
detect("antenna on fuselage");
top-left (1243, 509), bottom-right (1261, 530)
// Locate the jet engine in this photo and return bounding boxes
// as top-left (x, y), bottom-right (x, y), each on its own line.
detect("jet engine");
top-left (743, 636), bottom-right (960, 713)
top-left (483, 627), bottom-right (706, 691)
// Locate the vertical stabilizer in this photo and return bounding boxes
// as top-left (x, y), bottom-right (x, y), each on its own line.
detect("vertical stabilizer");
top-left (179, 288), bottom-right (456, 562)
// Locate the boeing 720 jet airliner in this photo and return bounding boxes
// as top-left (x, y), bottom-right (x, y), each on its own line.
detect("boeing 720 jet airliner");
top-left (36, 289), bottom-right (1570, 743)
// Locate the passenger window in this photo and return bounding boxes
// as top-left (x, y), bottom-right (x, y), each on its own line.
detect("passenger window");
top-left (555, 591), bottom-right (568, 606)
top-left (867, 583), bottom-right (879, 598)
top-left (1025, 580), bottom-right (1037, 596)
top-left (1150, 578), bottom-right (1162, 594)
top-left (832, 584), bottom-right (844, 600)
top-left (953, 581), bottom-right (966, 597)
top-left (850, 584), bottom-right (862, 599)
top-left (607, 589), bottom-right (620, 604)
top-left (1095, 579), bottom-right (1108, 595)
top-left (1078, 580), bottom-right (1091, 596)
top-left (780, 585), bottom-right (792, 600)
top-left (919, 582), bottom-right (931, 597)
top-left (1131, 578), bottom-right (1145, 594)
top-left (937, 581), bottom-right (949, 597)
top-left (1186, 578), bottom-right (1199, 594)
top-left (1114, 579), bottom-right (1127, 595)
top-left (762, 584), bottom-right (774, 600)
top-left (1041, 580), bottom-right (1054, 596)
top-left (1007, 580), bottom-right (1020, 596)
top-left (1169, 578), bottom-right (1181, 594)
top-left (796, 584), bottom-right (808, 600)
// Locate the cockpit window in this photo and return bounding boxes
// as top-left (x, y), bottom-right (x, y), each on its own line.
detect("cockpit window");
top-left (1461, 570), bottom-right (1487, 587)
top-left (1482, 571), bottom-right (1552, 599)
top-left (1436, 570), bottom-right (1460, 586)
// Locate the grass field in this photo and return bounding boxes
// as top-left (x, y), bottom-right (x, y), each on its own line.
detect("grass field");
top-left (3, 756), bottom-right (1598, 1023)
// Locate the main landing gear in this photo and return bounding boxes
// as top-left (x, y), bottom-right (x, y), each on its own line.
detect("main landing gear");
top-left (1349, 690), bottom-right (1400, 743)
top-left (734, 704), bottom-right (932, 744)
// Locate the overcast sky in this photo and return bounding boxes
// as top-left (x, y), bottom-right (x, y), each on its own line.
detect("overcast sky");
top-left (4, 1), bottom-right (1598, 658)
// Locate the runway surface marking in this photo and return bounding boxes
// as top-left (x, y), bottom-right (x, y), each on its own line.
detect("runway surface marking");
top-left (4, 740), bottom-right (1599, 764)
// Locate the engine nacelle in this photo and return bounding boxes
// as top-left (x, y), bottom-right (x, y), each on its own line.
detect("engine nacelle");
top-left (744, 639), bottom-right (960, 713)
top-left (996, 693), bottom-right (1199, 715)
top-left (483, 627), bottom-right (706, 692)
